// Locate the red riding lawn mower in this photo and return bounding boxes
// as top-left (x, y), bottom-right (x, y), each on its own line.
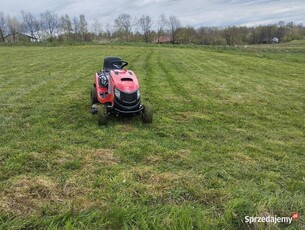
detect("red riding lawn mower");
top-left (91, 56), bottom-right (153, 125)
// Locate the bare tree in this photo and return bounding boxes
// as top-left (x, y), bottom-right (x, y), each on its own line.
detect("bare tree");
top-left (34, 19), bottom-right (42, 41)
top-left (137, 15), bottom-right (152, 43)
top-left (104, 23), bottom-right (113, 40)
top-left (21, 11), bottom-right (39, 41)
top-left (0, 12), bottom-right (7, 42)
top-left (91, 18), bottom-right (102, 36)
top-left (276, 21), bottom-right (287, 41)
top-left (156, 14), bottom-right (168, 43)
top-left (114, 13), bottom-right (134, 41)
top-left (60, 14), bottom-right (72, 35)
top-left (6, 15), bottom-right (22, 42)
top-left (59, 14), bottom-right (73, 42)
top-left (169, 16), bottom-right (181, 44)
top-left (79, 14), bottom-right (88, 41)
top-left (40, 11), bottom-right (58, 39)
top-left (72, 16), bottom-right (79, 41)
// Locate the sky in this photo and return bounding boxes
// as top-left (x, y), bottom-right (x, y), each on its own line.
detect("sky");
top-left (0, 0), bottom-right (305, 29)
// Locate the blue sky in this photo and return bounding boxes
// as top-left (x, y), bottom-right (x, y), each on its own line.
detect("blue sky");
top-left (0, 0), bottom-right (304, 28)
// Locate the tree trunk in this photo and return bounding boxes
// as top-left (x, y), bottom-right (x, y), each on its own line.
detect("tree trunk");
top-left (0, 30), bottom-right (5, 42)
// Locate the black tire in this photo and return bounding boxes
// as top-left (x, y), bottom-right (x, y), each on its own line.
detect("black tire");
top-left (91, 87), bottom-right (98, 105)
top-left (98, 105), bottom-right (108, 125)
top-left (142, 104), bottom-right (153, 123)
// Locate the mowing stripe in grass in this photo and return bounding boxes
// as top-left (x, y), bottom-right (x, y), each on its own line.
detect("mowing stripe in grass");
top-left (141, 48), bottom-right (154, 101)
top-left (129, 48), bottom-right (157, 106)
top-left (159, 49), bottom-right (218, 107)
top-left (156, 49), bottom-right (202, 112)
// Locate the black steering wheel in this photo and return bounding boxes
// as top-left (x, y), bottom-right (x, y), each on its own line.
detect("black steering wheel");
top-left (111, 60), bottom-right (128, 69)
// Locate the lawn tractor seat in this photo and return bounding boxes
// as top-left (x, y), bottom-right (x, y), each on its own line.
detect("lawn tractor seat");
top-left (103, 56), bottom-right (128, 72)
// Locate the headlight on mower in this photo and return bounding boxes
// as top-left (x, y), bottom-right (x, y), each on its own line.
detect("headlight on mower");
top-left (137, 90), bottom-right (140, 100)
top-left (114, 88), bottom-right (120, 99)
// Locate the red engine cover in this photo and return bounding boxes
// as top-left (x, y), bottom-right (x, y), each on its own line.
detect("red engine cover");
top-left (110, 69), bottom-right (139, 93)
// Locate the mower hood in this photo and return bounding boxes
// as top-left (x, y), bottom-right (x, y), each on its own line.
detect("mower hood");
top-left (111, 69), bottom-right (139, 92)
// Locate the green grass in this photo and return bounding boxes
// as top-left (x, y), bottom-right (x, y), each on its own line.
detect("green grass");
top-left (0, 43), bottom-right (305, 229)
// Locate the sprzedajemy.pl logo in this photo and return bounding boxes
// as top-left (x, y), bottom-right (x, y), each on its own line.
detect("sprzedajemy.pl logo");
top-left (245, 212), bottom-right (299, 224)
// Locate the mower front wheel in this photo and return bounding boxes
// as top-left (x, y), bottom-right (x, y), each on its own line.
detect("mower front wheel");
top-left (142, 105), bottom-right (153, 123)
top-left (98, 105), bottom-right (108, 125)
top-left (91, 87), bottom-right (98, 105)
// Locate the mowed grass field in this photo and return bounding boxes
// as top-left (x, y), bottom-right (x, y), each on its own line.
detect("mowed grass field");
top-left (0, 43), bottom-right (305, 229)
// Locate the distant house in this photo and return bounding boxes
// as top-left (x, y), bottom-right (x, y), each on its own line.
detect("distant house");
top-left (272, 37), bottom-right (279, 43)
top-left (153, 35), bottom-right (172, 44)
top-left (4, 33), bottom-right (37, 43)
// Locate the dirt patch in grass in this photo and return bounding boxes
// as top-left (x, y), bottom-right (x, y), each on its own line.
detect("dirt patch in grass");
top-left (83, 148), bottom-right (119, 166)
top-left (54, 148), bottom-right (118, 169)
top-left (0, 148), bottom-right (118, 216)
top-left (231, 152), bottom-right (257, 164)
top-left (145, 155), bottom-right (163, 164)
top-left (131, 167), bottom-right (180, 198)
top-left (0, 176), bottom-right (62, 215)
top-left (62, 177), bottom-right (90, 198)
top-left (173, 149), bottom-right (192, 160)
top-left (129, 167), bottom-right (220, 205)
top-left (144, 149), bottom-right (191, 165)
top-left (0, 175), bottom-right (97, 216)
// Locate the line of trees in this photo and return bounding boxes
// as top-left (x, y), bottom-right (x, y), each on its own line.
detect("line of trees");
top-left (0, 11), bottom-right (90, 42)
top-left (1, 11), bottom-right (305, 45)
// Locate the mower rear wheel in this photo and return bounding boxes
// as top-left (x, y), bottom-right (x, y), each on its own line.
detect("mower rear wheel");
top-left (142, 104), bottom-right (153, 123)
top-left (98, 105), bottom-right (108, 125)
top-left (91, 87), bottom-right (98, 105)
